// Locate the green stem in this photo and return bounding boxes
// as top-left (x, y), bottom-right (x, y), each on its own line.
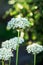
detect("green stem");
top-left (2, 59), bottom-right (4, 65)
top-left (16, 45), bottom-right (19, 65)
top-left (9, 58), bottom-right (11, 65)
top-left (16, 30), bottom-right (19, 65)
top-left (34, 54), bottom-right (36, 65)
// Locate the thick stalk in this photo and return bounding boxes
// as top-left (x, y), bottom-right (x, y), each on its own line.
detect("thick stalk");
top-left (16, 30), bottom-right (19, 65)
top-left (34, 54), bottom-right (36, 65)
top-left (20, 30), bottom-right (24, 38)
top-left (2, 59), bottom-right (4, 65)
top-left (9, 58), bottom-right (11, 65)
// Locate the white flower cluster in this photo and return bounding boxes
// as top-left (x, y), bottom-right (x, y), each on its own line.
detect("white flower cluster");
top-left (2, 37), bottom-right (24, 50)
top-left (7, 17), bottom-right (30, 30)
top-left (26, 43), bottom-right (43, 54)
top-left (0, 48), bottom-right (13, 60)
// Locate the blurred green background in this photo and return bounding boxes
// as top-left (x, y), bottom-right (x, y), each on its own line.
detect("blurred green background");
top-left (0, 0), bottom-right (43, 46)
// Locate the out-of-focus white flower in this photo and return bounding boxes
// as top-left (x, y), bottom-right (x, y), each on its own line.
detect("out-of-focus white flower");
top-left (8, 0), bottom-right (16, 5)
top-left (34, 6), bottom-right (38, 9)
top-left (0, 48), bottom-right (13, 60)
top-left (2, 37), bottom-right (24, 50)
top-left (26, 43), bottom-right (43, 54)
top-left (17, 3), bottom-right (23, 9)
top-left (30, 12), bottom-right (33, 16)
top-left (7, 17), bottom-right (30, 30)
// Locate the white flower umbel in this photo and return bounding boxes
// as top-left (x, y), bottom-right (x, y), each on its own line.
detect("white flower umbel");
top-left (0, 48), bottom-right (13, 60)
top-left (26, 43), bottom-right (43, 65)
top-left (26, 43), bottom-right (43, 54)
top-left (2, 37), bottom-right (24, 65)
top-left (7, 17), bottom-right (30, 30)
top-left (2, 37), bottom-right (24, 50)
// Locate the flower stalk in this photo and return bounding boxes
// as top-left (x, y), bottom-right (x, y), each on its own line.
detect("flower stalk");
top-left (34, 54), bottom-right (36, 65)
top-left (9, 58), bottom-right (11, 65)
top-left (16, 30), bottom-right (19, 65)
top-left (2, 59), bottom-right (4, 65)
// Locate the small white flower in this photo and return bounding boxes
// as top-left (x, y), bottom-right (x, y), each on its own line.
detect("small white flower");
top-left (26, 43), bottom-right (43, 54)
top-left (2, 37), bottom-right (24, 50)
top-left (2, 40), bottom-right (9, 49)
top-left (0, 48), bottom-right (13, 60)
top-left (7, 17), bottom-right (30, 30)
top-left (7, 18), bottom-right (16, 30)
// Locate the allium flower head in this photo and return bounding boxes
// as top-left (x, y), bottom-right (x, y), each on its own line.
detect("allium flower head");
top-left (0, 48), bottom-right (13, 60)
top-left (26, 43), bottom-right (43, 54)
top-left (2, 37), bottom-right (24, 50)
top-left (7, 17), bottom-right (30, 30)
